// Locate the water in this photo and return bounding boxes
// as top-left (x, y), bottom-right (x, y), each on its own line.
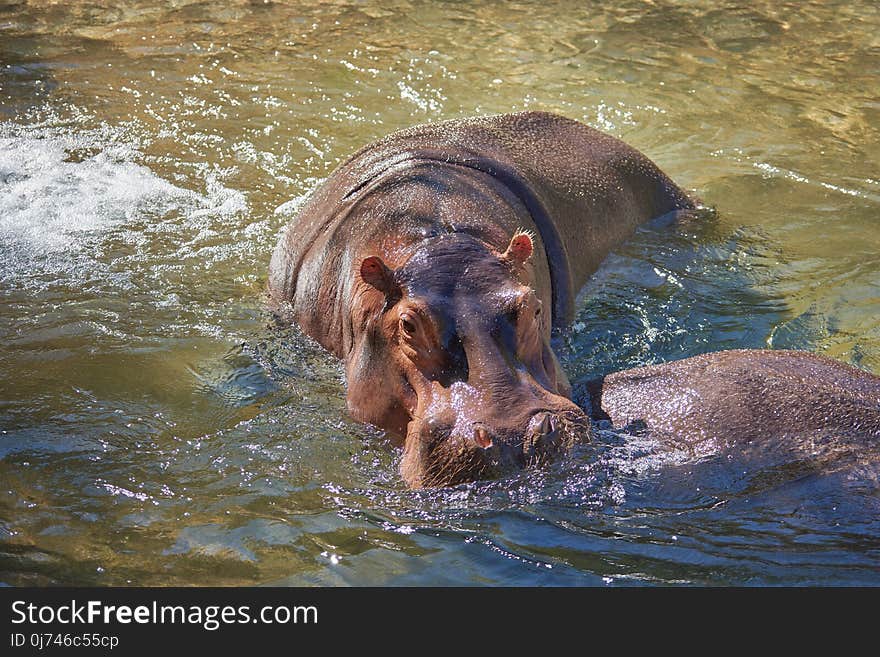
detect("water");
top-left (1, 0), bottom-right (878, 586)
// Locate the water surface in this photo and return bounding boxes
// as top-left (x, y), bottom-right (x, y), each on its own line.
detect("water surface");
top-left (1, 0), bottom-right (879, 586)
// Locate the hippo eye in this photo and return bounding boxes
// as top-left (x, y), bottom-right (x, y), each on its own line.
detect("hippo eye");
top-left (400, 313), bottom-right (417, 336)
top-left (535, 305), bottom-right (542, 318)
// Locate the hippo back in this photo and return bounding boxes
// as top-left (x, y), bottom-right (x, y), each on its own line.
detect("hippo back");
top-left (588, 349), bottom-right (880, 448)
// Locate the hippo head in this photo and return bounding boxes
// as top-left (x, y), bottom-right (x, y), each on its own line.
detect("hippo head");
top-left (346, 231), bottom-right (592, 488)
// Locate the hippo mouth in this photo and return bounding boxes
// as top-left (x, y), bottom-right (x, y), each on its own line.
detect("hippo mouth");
top-left (413, 408), bottom-right (593, 488)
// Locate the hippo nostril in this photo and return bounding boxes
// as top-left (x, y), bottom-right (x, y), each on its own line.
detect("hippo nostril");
top-left (538, 413), bottom-right (558, 437)
top-left (538, 414), bottom-right (550, 435)
top-left (532, 412), bottom-right (559, 438)
top-left (524, 412), bottom-right (565, 461)
top-left (473, 426), bottom-right (493, 449)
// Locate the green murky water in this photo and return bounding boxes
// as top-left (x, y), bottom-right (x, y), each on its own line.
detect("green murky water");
top-left (1, 0), bottom-right (878, 585)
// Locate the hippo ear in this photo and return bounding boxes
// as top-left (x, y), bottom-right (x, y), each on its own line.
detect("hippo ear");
top-left (360, 256), bottom-right (400, 299)
top-left (502, 230), bottom-right (534, 265)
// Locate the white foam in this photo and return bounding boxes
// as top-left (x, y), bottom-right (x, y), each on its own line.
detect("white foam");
top-left (0, 121), bottom-right (248, 290)
top-left (0, 131), bottom-right (194, 254)
top-left (273, 191), bottom-right (312, 216)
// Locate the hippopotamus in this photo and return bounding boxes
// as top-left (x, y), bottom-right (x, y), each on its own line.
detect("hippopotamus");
top-left (268, 110), bottom-right (880, 487)
top-left (587, 349), bottom-right (880, 451)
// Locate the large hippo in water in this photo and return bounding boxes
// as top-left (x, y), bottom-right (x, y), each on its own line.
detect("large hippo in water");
top-left (268, 110), bottom-right (880, 487)
top-left (269, 111), bottom-right (694, 486)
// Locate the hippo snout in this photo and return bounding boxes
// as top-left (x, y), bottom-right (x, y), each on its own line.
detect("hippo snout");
top-left (401, 406), bottom-right (592, 487)
top-left (467, 410), bottom-right (589, 471)
top-left (466, 422), bottom-right (523, 473)
top-left (468, 413), bottom-right (566, 465)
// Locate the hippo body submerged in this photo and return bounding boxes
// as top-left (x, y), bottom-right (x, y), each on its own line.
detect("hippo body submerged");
top-left (269, 111), bottom-right (879, 487)
top-left (588, 349), bottom-right (880, 451)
